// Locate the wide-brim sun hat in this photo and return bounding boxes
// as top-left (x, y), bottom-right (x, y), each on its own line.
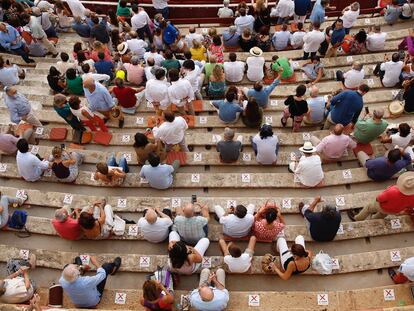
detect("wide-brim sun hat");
top-left (117, 42), bottom-right (128, 55)
top-left (299, 141), bottom-right (316, 153)
top-left (249, 47), bottom-right (263, 57)
top-left (396, 172), bottom-right (414, 195)
top-left (388, 100), bottom-right (404, 117)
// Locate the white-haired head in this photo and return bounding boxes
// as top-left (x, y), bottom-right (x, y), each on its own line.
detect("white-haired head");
top-left (55, 208), bottom-right (69, 223)
top-left (62, 264), bottom-right (80, 283)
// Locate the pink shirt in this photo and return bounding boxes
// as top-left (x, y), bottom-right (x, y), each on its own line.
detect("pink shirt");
top-left (253, 219), bottom-right (285, 241)
top-left (124, 63), bottom-right (145, 85)
top-left (316, 134), bottom-right (357, 159)
top-left (0, 134), bottom-right (18, 154)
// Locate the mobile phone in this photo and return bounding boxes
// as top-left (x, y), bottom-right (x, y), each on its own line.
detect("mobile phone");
top-left (364, 107), bottom-right (369, 114)
top-left (61, 143), bottom-right (65, 150)
top-left (191, 195), bottom-right (197, 203)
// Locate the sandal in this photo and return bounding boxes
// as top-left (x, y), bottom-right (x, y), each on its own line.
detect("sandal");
top-left (281, 118), bottom-right (287, 127)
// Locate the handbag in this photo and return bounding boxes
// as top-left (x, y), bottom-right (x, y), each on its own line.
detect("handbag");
top-left (113, 215), bottom-right (126, 236)
top-left (147, 266), bottom-right (174, 292)
top-left (261, 253), bottom-right (277, 273)
top-left (312, 250), bottom-right (333, 275)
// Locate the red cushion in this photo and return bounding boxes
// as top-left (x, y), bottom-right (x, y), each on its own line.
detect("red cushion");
top-left (93, 132), bottom-right (113, 146)
top-left (353, 143), bottom-right (374, 156)
top-left (49, 128), bottom-right (68, 141)
top-left (281, 72), bottom-right (297, 84)
top-left (166, 151), bottom-right (187, 165)
top-left (147, 116), bottom-right (164, 128)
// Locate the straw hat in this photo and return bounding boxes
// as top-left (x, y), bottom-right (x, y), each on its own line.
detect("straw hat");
top-left (388, 100), bottom-right (404, 117)
top-left (299, 141), bottom-right (316, 153)
top-left (249, 47), bottom-right (263, 57)
top-left (396, 172), bottom-right (414, 195)
top-left (117, 42), bottom-right (128, 55)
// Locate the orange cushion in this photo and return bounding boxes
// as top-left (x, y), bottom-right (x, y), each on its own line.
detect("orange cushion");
top-left (281, 72), bottom-right (297, 84)
top-left (15, 123), bottom-right (33, 137)
top-left (191, 100), bottom-right (204, 112)
top-left (353, 143), bottom-right (374, 156)
top-left (93, 132), bottom-right (112, 145)
top-left (68, 143), bottom-right (85, 150)
top-left (49, 128), bottom-right (68, 141)
top-left (147, 116), bottom-right (164, 128)
top-left (166, 151), bottom-right (187, 165)
top-left (183, 115), bottom-right (195, 128)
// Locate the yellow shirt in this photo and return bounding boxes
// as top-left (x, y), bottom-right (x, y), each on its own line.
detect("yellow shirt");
top-left (190, 47), bottom-right (207, 61)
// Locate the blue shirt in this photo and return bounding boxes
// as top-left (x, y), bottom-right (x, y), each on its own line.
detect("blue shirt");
top-left (223, 31), bottom-right (240, 47)
top-left (190, 288), bottom-right (229, 311)
top-left (140, 164), bottom-right (174, 189)
top-left (0, 25), bottom-right (23, 50)
top-left (306, 96), bottom-right (326, 123)
top-left (94, 60), bottom-right (114, 79)
top-left (247, 79), bottom-right (280, 107)
top-left (329, 90), bottom-right (363, 126)
top-left (71, 21), bottom-right (91, 38)
top-left (310, 0), bottom-right (325, 25)
top-left (212, 100), bottom-right (243, 123)
top-left (163, 24), bottom-right (178, 45)
top-left (59, 268), bottom-right (106, 308)
top-left (4, 93), bottom-right (31, 123)
top-left (272, 31), bottom-right (290, 51)
top-left (84, 82), bottom-right (115, 113)
top-left (294, 0), bottom-right (312, 16)
top-left (331, 28), bottom-right (346, 45)
top-left (366, 153), bottom-right (412, 181)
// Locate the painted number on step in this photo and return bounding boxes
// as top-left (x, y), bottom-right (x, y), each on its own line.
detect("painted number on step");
top-left (342, 169), bottom-right (352, 179)
top-left (171, 198), bottom-right (181, 208)
top-left (248, 294), bottom-right (260, 307)
top-left (121, 135), bottom-right (130, 143)
top-left (317, 293), bottom-right (329, 305)
top-left (199, 116), bottom-right (207, 124)
top-left (0, 163), bottom-right (7, 172)
top-left (335, 196), bottom-right (345, 207)
top-left (117, 199), bottom-right (127, 208)
top-left (16, 189), bottom-right (26, 200)
top-left (63, 194), bottom-right (73, 205)
top-left (242, 153), bottom-right (251, 162)
top-left (383, 289), bottom-right (395, 301)
top-left (139, 256), bottom-right (150, 268)
top-left (80, 255), bottom-right (90, 265)
top-left (193, 153), bottom-right (202, 162)
top-left (241, 173), bottom-right (251, 183)
top-left (227, 200), bottom-right (237, 209)
top-left (114, 292), bottom-right (127, 305)
top-left (128, 224), bottom-right (138, 236)
top-left (390, 250), bottom-right (401, 262)
top-left (191, 174), bottom-right (200, 183)
top-left (19, 249), bottom-right (29, 260)
top-left (331, 258), bottom-right (340, 270)
top-left (35, 127), bottom-right (44, 135)
top-left (390, 218), bottom-right (401, 229)
top-left (282, 199), bottom-right (292, 209)
top-left (202, 257), bottom-right (211, 268)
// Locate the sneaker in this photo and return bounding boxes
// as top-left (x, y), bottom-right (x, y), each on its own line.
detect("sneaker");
top-left (73, 256), bottom-right (82, 266)
top-left (17, 194), bottom-right (28, 206)
top-left (111, 257), bottom-right (122, 275)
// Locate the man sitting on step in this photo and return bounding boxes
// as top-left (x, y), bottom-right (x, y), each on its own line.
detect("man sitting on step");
top-left (352, 108), bottom-right (388, 145)
top-left (214, 203), bottom-right (254, 238)
top-left (60, 256), bottom-right (121, 308)
top-left (137, 207), bottom-right (173, 243)
top-left (173, 202), bottom-right (210, 245)
top-left (190, 268), bottom-right (229, 311)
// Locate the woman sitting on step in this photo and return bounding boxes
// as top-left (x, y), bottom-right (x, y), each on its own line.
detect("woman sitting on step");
top-left (48, 145), bottom-right (84, 183)
top-left (94, 154), bottom-right (129, 186)
top-left (141, 279), bottom-right (174, 311)
top-left (252, 202), bottom-right (285, 241)
top-left (78, 199), bottom-right (115, 239)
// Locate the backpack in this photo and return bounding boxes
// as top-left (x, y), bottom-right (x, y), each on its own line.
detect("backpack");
top-left (312, 250), bottom-right (333, 275)
top-left (8, 210), bottom-right (27, 230)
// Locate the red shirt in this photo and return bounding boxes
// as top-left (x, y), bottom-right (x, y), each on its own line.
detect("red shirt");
top-left (377, 185), bottom-right (414, 213)
top-left (253, 219), bottom-right (285, 241)
top-left (51, 218), bottom-right (82, 240)
top-left (112, 86), bottom-right (138, 108)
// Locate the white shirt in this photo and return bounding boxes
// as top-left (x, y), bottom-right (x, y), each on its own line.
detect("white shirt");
top-left (343, 68), bottom-right (365, 89)
top-left (81, 72), bottom-right (110, 82)
top-left (274, 0), bottom-right (294, 18)
top-left (144, 52), bottom-right (165, 66)
top-left (295, 155), bottom-right (324, 187)
top-left (366, 32), bottom-right (387, 51)
top-left (290, 31), bottom-right (306, 49)
top-left (144, 66), bottom-right (155, 81)
top-left (224, 253), bottom-right (252, 273)
top-left (402, 3), bottom-right (414, 17)
top-left (218, 7), bottom-right (234, 18)
top-left (126, 39), bottom-right (148, 59)
top-left (224, 61), bottom-right (245, 83)
top-left (380, 60), bottom-right (404, 87)
top-left (35, 0), bottom-right (54, 11)
top-left (0, 65), bottom-right (20, 86)
top-left (56, 61), bottom-right (76, 75)
top-left (131, 11), bottom-right (150, 30)
top-left (183, 66), bottom-right (201, 93)
top-left (145, 78), bottom-right (170, 109)
top-left (390, 132), bottom-right (413, 149)
top-left (137, 217), bottom-right (173, 243)
top-left (168, 79), bottom-right (194, 107)
top-left (246, 56), bottom-right (265, 82)
top-left (252, 134), bottom-right (278, 164)
top-left (220, 214), bottom-right (254, 238)
top-left (153, 116), bottom-right (188, 145)
top-left (234, 15), bottom-right (255, 34)
top-left (16, 151), bottom-right (49, 182)
top-left (400, 257), bottom-right (414, 281)
top-left (341, 9), bottom-right (360, 28)
top-left (152, 0), bottom-right (168, 9)
top-left (185, 32), bottom-right (204, 49)
top-left (303, 30), bottom-right (325, 53)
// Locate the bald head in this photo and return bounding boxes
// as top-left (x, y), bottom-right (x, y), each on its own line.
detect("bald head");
top-left (183, 203), bottom-right (195, 218)
top-left (333, 124), bottom-right (344, 135)
top-left (83, 78), bottom-right (95, 91)
top-left (309, 85), bottom-right (319, 97)
top-left (373, 108), bottom-right (384, 119)
top-left (145, 209), bottom-right (157, 224)
top-left (199, 286), bottom-right (214, 301)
